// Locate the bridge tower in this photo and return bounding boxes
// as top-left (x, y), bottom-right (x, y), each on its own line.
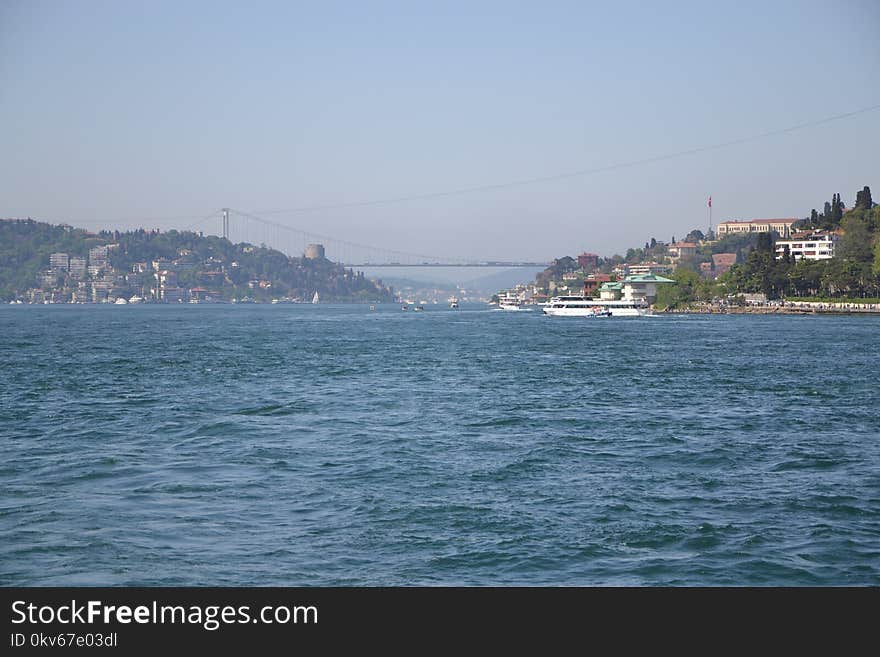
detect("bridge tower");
top-left (222, 208), bottom-right (230, 240)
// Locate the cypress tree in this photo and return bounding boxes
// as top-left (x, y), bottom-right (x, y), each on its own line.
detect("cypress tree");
top-left (831, 193), bottom-right (843, 224)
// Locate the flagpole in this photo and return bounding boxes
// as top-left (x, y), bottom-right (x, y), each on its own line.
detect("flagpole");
top-left (708, 195), bottom-right (713, 238)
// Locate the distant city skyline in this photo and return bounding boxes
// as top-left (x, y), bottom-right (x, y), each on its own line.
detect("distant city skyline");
top-left (1, 0), bottom-right (878, 260)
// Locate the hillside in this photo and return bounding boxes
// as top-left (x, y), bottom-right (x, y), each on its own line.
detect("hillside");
top-left (0, 219), bottom-right (395, 303)
top-left (523, 184), bottom-right (879, 306)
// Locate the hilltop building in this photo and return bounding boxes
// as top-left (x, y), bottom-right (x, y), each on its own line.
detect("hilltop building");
top-left (305, 244), bottom-right (325, 260)
top-left (667, 242), bottom-right (699, 260)
top-left (716, 218), bottom-right (799, 238)
top-left (577, 252), bottom-right (599, 271)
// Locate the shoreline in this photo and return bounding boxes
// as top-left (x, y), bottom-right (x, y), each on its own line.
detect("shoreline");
top-left (662, 302), bottom-right (880, 315)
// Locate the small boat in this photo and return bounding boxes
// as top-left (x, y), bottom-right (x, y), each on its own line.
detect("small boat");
top-left (414, 305), bottom-right (425, 311)
top-left (312, 291), bottom-right (320, 304)
top-left (401, 304), bottom-right (408, 311)
top-left (449, 296), bottom-right (460, 309)
top-left (114, 297), bottom-right (128, 304)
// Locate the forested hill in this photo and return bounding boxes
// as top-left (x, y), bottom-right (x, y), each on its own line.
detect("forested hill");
top-left (0, 219), bottom-right (396, 302)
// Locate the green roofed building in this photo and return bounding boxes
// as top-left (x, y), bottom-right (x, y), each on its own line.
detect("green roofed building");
top-left (600, 273), bottom-right (674, 305)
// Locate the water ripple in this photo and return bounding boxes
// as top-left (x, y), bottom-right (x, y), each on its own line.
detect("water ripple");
top-left (1, 305), bottom-right (878, 585)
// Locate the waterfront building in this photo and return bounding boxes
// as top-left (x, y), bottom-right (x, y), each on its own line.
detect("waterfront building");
top-left (774, 230), bottom-right (839, 261)
top-left (620, 273), bottom-right (674, 304)
top-left (716, 218), bottom-right (799, 238)
top-left (27, 289), bottom-right (46, 304)
top-left (597, 274), bottom-right (673, 304)
top-left (162, 287), bottom-right (186, 303)
top-left (71, 288), bottom-right (90, 303)
top-left (598, 281), bottom-right (623, 300)
top-left (91, 280), bottom-right (113, 302)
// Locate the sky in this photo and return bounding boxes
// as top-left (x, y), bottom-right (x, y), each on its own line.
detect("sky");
top-left (1, 0), bottom-right (878, 262)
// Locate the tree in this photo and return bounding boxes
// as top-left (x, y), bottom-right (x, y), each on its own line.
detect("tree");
top-left (838, 214), bottom-right (872, 263)
top-left (874, 238), bottom-right (880, 277)
top-left (685, 229), bottom-right (705, 243)
top-left (654, 268), bottom-right (705, 309)
top-left (831, 193), bottom-right (844, 224)
top-left (755, 232), bottom-right (774, 254)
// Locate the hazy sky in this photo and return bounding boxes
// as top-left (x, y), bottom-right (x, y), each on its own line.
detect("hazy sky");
top-left (2, 0), bottom-right (878, 261)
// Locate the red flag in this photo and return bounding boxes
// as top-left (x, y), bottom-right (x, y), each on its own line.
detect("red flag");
top-left (708, 196), bottom-right (712, 208)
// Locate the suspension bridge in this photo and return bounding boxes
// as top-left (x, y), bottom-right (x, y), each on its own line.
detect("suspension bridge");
top-left (184, 208), bottom-right (548, 268)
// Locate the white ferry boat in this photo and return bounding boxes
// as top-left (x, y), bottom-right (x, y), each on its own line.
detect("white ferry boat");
top-left (543, 273), bottom-right (672, 317)
top-left (542, 295), bottom-right (651, 317)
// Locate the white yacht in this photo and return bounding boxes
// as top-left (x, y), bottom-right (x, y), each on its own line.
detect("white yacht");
top-left (542, 295), bottom-right (651, 317)
top-left (312, 291), bottom-right (320, 304)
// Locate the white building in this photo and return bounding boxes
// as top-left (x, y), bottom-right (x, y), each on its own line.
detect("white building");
top-left (626, 262), bottom-right (672, 276)
top-left (667, 242), bottom-right (698, 260)
top-left (716, 218), bottom-right (799, 238)
top-left (69, 257), bottom-right (87, 279)
top-left (775, 230), bottom-right (839, 261)
top-left (598, 273), bottom-right (674, 304)
top-left (49, 252), bottom-right (69, 271)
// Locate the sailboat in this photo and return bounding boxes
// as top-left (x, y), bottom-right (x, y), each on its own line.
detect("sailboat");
top-left (312, 291), bottom-right (320, 304)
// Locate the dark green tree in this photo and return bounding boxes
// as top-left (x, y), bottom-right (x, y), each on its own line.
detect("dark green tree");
top-left (838, 213), bottom-right (873, 263)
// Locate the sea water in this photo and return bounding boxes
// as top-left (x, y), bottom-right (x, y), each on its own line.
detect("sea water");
top-left (1, 305), bottom-right (878, 585)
